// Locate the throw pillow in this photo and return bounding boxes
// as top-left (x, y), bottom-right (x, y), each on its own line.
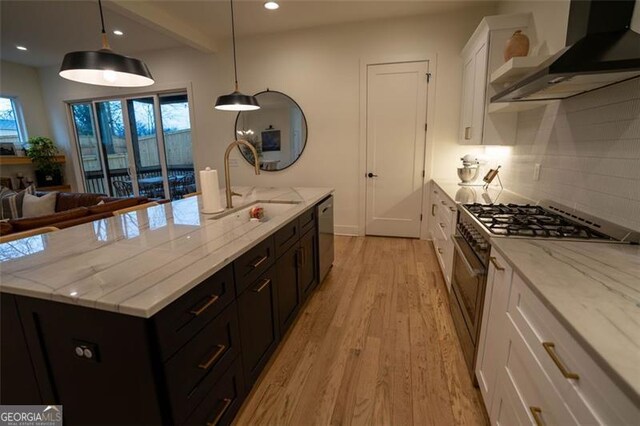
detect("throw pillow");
top-left (0, 185), bottom-right (36, 220)
top-left (22, 192), bottom-right (58, 218)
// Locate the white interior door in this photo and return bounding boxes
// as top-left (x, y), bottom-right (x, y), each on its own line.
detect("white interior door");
top-left (365, 61), bottom-right (428, 238)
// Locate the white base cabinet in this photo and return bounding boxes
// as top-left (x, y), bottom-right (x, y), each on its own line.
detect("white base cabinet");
top-left (429, 182), bottom-right (457, 291)
top-left (475, 250), bottom-right (512, 410)
top-left (477, 248), bottom-right (640, 425)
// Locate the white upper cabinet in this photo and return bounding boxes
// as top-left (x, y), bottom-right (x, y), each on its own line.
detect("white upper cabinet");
top-left (459, 13), bottom-right (533, 145)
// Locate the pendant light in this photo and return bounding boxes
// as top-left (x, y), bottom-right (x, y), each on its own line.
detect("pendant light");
top-left (59, 0), bottom-right (154, 87)
top-left (215, 0), bottom-right (260, 111)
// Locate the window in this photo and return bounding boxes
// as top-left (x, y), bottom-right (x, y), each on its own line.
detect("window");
top-left (69, 92), bottom-right (195, 200)
top-left (0, 96), bottom-right (27, 151)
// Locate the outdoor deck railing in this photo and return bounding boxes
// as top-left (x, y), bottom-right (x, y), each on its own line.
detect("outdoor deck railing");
top-left (83, 167), bottom-right (195, 200)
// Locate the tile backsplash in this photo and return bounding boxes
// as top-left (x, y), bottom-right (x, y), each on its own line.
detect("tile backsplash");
top-left (498, 77), bottom-right (640, 232)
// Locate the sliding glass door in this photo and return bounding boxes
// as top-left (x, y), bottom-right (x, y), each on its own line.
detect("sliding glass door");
top-left (70, 92), bottom-right (194, 200)
top-left (127, 97), bottom-right (168, 199)
top-left (96, 100), bottom-right (132, 197)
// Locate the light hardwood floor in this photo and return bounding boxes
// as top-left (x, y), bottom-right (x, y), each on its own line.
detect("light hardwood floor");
top-left (235, 236), bottom-right (488, 426)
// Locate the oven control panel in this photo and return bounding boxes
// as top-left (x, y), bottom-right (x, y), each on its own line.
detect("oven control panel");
top-left (457, 215), bottom-right (490, 255)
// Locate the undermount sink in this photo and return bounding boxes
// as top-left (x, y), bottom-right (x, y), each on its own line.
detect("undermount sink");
top-left (207, 200), bottom-right (300, 222)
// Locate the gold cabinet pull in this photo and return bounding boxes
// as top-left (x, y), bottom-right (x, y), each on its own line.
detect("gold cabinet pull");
top-left (542, 342), bottom-right (579, 380)
top-left (489, 256), bottom-right (505, 271)
top-left (437, 248), bottom-right (444, 254)
top-left (190, 294), bottom-right (220, 316)
top-left (205, 397), bottom-right (233, 426)
top-left (250, 255), bottom-right (268, 269)
top-left (431, 204), bottom-right (437, 216)
top-left (253, 278), bottom-right (271, 293)
top-left (198, 344), bottom-right (227, 370)
top-left (529, 406), bottom-right (545, 426)
top-left (464, 126), bottom-right (472, 140)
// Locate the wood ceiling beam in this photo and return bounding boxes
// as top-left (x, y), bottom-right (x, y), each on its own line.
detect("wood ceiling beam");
top-left (104, 0), bottom-right (217, 53)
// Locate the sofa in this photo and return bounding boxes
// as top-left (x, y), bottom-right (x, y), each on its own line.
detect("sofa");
top-left (0, 192), bottom-right (157, 237)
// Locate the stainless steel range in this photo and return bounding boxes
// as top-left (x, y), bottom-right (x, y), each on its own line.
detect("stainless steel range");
top-left (449, 200), bottom-right (639, 380)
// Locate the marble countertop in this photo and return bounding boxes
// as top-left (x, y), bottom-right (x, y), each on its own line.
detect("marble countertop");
top-left (432, 178), bottom-right (534, 205)
top-left (490, 238), bottom-right (640, 401)
top-left (0, 187), bottom-right (333, 318)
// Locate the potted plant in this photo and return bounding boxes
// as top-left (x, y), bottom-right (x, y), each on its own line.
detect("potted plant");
top-left (26, 137), bottom-right (63, 187)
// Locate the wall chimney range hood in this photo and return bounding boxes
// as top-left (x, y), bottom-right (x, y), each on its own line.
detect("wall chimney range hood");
top-left (492, 0), bottom-right (640, 103)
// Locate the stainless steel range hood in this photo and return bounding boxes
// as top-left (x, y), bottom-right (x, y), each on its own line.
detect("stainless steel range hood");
top-left (492, 0), bottom-right (640, 103)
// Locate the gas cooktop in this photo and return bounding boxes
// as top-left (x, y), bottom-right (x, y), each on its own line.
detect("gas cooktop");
top-left (463, 203), bottom-right (617, 241)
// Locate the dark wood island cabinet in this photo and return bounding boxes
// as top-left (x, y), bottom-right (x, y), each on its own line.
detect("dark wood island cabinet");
top-left (0, 198), bottom-right (331, 425)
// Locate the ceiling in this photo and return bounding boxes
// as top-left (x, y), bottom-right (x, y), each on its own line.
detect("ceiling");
top-left (149, 0), bottom-right (484, 40)
top-left (1, 0), bottom-right (492, 68)
top-left (0, 1), bottom-right (181, 67)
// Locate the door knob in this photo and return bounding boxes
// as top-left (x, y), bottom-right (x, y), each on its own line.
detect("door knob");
top-left (367, 173), bottom-right (378, 178)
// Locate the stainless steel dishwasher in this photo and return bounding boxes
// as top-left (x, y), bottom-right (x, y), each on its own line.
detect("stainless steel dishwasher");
top-left (317, 195), bottom-right (334, 283)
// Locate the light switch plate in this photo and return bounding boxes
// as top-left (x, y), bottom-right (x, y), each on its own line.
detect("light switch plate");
top-left (533, 163), bottom-right (541, 181)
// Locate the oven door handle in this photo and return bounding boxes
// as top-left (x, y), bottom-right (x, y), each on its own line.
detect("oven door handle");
top-left (452, 236), bottom-right (485, 277)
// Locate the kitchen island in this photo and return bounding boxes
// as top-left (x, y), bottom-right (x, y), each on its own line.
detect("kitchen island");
top-left (0, 187), bottom-right (333, 425)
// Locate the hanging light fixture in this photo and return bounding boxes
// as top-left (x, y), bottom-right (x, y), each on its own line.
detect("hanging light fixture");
top-left (215, 0), bottom-right (260, 111)
top-left (59, 0), bottom-right (154, 87)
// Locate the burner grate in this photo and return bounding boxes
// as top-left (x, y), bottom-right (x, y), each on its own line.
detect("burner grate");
top-left (464, 203), bottom-right (614, 241)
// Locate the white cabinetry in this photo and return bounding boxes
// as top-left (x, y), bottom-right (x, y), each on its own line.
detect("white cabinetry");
top-left (460, 35), bottom-right (488, 145)
top-left (429, 182), bottom-right (458, 291)
top-left (459, 13), bottom-right (533, 145)
top-left (477, 248), bottom-right (640, 425)
top-left (475, 250), bottom-right (513, 410)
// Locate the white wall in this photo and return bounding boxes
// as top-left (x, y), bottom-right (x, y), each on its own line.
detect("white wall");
top-left (0, 60), bottom-right (53, 186)
top-left (38, 4), bottom-right (496, 234)
top-left (497, 0), bottom-right (569, 54)
top-left (494, 0), bottom-right (640, 231)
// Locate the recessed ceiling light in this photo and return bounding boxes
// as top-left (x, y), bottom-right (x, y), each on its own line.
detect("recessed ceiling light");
top-left (113, 30), bottom-right (124, 36)
top-left (264, 1), bottom-right (279, 10)
top-left (16, 45), bottom-right (27, 51)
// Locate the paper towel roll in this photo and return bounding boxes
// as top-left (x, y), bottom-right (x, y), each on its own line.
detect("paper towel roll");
top-left (200, 167), bottom-right (224, 214)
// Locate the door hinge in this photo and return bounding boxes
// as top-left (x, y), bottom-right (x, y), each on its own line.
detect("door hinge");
top-left (420, 214), bottom-right (423, 221)
top-left (422, 170), bottom-right (425, 178)
top-left (424, 123), bottom-right (428, 132)
top-left (426, 72), bottom-right (432, 83)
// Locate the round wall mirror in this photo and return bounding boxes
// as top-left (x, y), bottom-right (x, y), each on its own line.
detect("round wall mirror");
top-left (234, 90), bottom-right (308, 171)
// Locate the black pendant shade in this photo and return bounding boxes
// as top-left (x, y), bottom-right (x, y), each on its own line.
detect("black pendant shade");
top-left (59, 49), bottom-right (154, 87)
top-left (59, 0), bottom-right (154, 87)
top-left (215, 90), bottom-right (260, 111)
top-left (215, 0), bottom-right (260, 111)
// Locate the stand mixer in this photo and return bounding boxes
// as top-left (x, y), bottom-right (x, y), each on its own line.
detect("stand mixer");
top-left (457, 154), bottom-right (481, 186)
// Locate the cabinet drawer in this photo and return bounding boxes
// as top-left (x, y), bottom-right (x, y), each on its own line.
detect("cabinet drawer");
top-left (274, 219), bottom-right (300, 258)
top-left (436, 206), bottom-right (452, 242)
top-left (164, 302), bottom-right (241, 423)
top-left (298, 207), bottom-right (316, 235)
top-left (234, 237), bottom-right (275, 295)
top-left (492, 320), bottom-right (578, 426)
top-left (238, 266), bottom-right (279, 387)
top-left (507, 274), bottom-right (639, 425)
top-left (183, 357), bottom-right (245, 426)
top-left (154, 264), bottom-right (235, 361)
